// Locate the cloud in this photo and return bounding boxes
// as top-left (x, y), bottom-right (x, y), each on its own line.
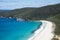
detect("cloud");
top-left (0, 0), bottom-right (60, 10)
top-left (0, 0), bottom-right (18, 3)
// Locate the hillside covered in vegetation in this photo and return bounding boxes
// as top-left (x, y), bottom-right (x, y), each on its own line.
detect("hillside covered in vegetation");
top-left (0, 4), bottom-right (60, 19)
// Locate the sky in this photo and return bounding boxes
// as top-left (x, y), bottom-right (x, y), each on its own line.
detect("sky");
top-left (0, 0), bottom-right (60, 10)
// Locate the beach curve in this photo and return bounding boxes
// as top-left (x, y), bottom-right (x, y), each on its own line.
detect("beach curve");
top-left (28, 20), bottom-right (54, 40)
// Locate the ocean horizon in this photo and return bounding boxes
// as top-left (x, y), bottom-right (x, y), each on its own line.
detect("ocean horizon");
top-left (0, 18), bottom-right (42, 40)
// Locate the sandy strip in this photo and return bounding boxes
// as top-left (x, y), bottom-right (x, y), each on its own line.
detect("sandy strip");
top-left (28, 20), bottom-right (54, 40)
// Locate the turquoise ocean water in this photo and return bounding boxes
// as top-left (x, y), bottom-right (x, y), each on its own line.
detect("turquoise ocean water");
top-left (0, 18), bottom-right (42, 40)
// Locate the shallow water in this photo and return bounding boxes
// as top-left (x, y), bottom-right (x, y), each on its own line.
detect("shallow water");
top-left (0, 18), bottom-right (42, 40)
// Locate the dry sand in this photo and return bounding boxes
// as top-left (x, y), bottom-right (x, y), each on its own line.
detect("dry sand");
top-left (28, 20), bottom-right (54, 40)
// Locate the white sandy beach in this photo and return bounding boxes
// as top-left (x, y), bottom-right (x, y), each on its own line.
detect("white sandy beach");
top-left (28, 20), bottom-right (54, 40)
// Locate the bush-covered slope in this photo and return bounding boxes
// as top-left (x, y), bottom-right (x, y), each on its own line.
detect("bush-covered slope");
top-left (0, 10), bottom-right (11, 16)
top-left (0, 4), bottom-right (60, 19)
top-left (0, 8), bottom-right (37, 17)
top-left (47, 13), bottom-right (60, 35)
top-left (13, 4), bottom-right (60, 20)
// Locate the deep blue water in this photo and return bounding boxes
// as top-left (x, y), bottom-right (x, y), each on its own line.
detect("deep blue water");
top-left (0, 18), bottom-right (42, 40)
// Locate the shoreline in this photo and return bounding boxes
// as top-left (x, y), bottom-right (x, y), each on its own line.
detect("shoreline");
top-left (28, 20), bottom-right (54, 40)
